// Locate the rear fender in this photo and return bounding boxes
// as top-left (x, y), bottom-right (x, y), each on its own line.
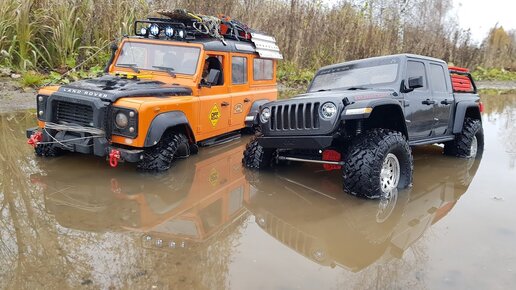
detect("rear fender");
top-left (453, 102), bottom-right (481, 133)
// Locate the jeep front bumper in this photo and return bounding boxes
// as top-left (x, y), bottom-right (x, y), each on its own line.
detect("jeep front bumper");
top-left (257, 135), bottom-right (334, 149)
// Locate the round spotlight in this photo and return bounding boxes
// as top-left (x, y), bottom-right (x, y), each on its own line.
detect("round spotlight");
top-left (178, 29), bottom-right (186, 39)
top-left (140, 27), bottom-right (148, 36)
top-left (164, 26), bottom-right (175, 38)
top-left (149, 24), bottom-right (160, 36)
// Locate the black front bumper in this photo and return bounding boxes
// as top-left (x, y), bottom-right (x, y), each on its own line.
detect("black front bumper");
top-left (27, 127), bottom-right (143, 163)
top-left (257, 135), bottom-right (334, 149)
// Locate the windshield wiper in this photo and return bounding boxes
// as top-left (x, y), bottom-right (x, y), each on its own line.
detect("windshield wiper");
top-left (152, 66), bottom-right (176, 77)
top-left (116, 63), bottom-right (140, 73)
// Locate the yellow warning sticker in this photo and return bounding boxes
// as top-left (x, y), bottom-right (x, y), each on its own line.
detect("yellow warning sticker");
top-left (210, 104), bottom-right (221, 127)
top-left (209, 168), bottom-right (219, 186)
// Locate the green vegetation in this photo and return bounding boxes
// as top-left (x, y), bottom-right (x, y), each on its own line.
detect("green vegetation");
top-left (1, 0), bottom-right (515, 88)
top-left (472, 68), bottom-right (516, 81)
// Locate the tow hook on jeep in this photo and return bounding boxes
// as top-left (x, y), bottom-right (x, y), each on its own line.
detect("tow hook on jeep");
top-left (27, 131), bottom-right (42, 148)
top-left (109, 149), bottom-right (121, 168)
top-left (322, 150), bottom-right (342, 171)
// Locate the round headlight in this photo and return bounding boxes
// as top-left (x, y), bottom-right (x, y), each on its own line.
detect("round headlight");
top-left (140, 27), bottom-right (148, 36)
top-left (149, 24), bottom-right (160, 36)
top-left (260, 107), bottom-right (271, 123)
top-left (115, 112), bottom-right (129, 128)
top-left (165, 26), bottom-right (175, 37)
top-left (320, 102), bottom-right (338, 119)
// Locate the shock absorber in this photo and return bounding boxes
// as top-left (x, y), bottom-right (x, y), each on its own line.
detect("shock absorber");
top-left (356, 120), bottom-right (363, 135)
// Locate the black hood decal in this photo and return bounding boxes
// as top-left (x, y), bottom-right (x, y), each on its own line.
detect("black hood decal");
top-left (57, 75), bottom-right (192, 102)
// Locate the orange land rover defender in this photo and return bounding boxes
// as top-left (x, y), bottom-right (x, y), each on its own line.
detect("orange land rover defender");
top-left (26, 10), bottom-right (283, 171)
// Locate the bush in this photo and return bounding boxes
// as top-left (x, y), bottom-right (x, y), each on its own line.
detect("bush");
top-left (472, 67), bottom-right (516, 81)
top-left (20, 71), bottom-right (45, 88)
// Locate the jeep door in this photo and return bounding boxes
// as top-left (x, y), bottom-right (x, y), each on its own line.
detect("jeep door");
top-left (403, 60), bottom-right (434, 140)
top-left (428, 63), bottom-right (454, 136)
top-left (198, 53), bottom-right (232, 140)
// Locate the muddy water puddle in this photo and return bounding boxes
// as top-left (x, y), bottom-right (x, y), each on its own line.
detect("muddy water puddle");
top-left (0, 95), bottom-right (515, 289)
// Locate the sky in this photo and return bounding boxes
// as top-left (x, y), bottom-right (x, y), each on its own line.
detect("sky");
top-left (452, 0), bottom-right (516, 43)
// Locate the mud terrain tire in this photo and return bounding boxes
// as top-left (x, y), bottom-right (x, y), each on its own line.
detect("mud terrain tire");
top-left (444, 117), bottom-right (484, 158)
top-left (137, 133), bottom-right (190, 172)
top-left (35, 144), bottom-right (62, 157)
top-left (342, 129), bottom-right (413, 199)
top-left (242, 136), bottom-right (274, 170)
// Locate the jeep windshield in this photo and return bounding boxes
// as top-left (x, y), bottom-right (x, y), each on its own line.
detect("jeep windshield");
top-left (114, 41), bottom-right (200, 75)
top-left (308, 58), bottom-right (400, 92)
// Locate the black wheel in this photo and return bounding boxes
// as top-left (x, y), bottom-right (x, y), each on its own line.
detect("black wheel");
top-left (137, 133), bottom-right (190, 171)
top-left (342, 129), bottom-right (413, 199)
top-left (242, 136), bottom-right (274, 170)
top-left (35, 144), bottom-right (62, 157)
top-left (444, 117), bottom-right (484, 158)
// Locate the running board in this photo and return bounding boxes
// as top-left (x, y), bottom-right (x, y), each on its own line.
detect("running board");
top-left (277, 156), bottom-right (345, 166)
top-left (409, 135), bottom-right (455, 146)
top-left (197, 132), bottom-right (241, 147)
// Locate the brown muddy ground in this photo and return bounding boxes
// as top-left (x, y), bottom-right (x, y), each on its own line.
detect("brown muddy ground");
top-left (0, 94), bottom-right (515, 289)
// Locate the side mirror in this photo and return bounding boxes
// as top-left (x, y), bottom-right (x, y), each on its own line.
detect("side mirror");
top-left (199, 69), bottom-right (221, 88)
top-left (408, 76), bottom-right (424, 89)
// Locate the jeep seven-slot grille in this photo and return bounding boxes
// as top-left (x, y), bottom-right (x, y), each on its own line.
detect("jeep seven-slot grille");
top-left (260, 212), bottom-right (316, 257)
top-left (55, 101), bottom-right (94, 127)
top-left (269, 102), bottom-right (320, 131)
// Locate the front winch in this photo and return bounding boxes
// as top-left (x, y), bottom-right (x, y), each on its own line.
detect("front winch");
top-left (27, 131), bottom-right (43, 148)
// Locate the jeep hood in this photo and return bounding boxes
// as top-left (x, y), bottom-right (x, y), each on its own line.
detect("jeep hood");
top-left (272, 89), bottom-right (395, 105)
top-left (55, 75), bottom-right (192, 102)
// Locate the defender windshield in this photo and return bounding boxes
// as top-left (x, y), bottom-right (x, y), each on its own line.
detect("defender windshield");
top-left (309, 58), bottom-right (400, 92)
top-left (115, 41), bottom-right (200, 75)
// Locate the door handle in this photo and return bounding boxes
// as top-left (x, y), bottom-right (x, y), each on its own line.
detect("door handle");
top-left (244, 98), bottom-right (251, 103)
top-left (441, 99), bottom-right (453, 105)
top-left (221, 101), bottom-right (230, 107)
top-left (422, 99), bottom-right (436, 105)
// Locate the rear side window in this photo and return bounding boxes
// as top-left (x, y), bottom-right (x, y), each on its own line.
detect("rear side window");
top-left (232, 57), bottom-right (247, 85)
top-left (429, 64), bottom-right (448, 92)
top-left (253, 58), bottom-right (273, 80)
top-left (407, 60), bottom-right (427, 90)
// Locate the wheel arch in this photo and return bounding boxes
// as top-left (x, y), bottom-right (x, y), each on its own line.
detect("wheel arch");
top-left (144, 111), bottom-right (196, 147)
top-left (453, 102), bottom-right (481, 134)
top-left (364, 103), bottom-right (408, 138)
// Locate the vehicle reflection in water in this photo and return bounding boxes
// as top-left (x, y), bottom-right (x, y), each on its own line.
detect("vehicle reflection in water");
top-left (39, 139), bottom-right (251, 250)
top-left (245, 146), bottom-right (482, 272)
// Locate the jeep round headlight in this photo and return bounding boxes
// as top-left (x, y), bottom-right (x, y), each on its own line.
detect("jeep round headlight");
top-left (165, 26), bottom-right (175, 37)
top-left (320, 102), bottom-right (338, 119)
top-left (260, 107), bottom-right (271, 123)
top-left (115, 112), bottom-right (129, 128)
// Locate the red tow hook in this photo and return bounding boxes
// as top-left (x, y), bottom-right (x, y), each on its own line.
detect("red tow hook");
top-left (28, 131), bottom-right (43, 148)
top-left (322, 149), bottom-right (342, 171)
top-left (109, 149), bottom-right (121, 168)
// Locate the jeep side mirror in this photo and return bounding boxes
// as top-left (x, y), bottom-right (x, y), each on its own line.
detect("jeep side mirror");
top-left (199, 69), bottom-right (221, 88)
top-left (408, 76), bottom-right (424, 89)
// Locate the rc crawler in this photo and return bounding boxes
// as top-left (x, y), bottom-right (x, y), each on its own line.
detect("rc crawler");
top-left (26, 9), bottom-right (282, 171)
top-left (243, 54), bottom-right (484, 198)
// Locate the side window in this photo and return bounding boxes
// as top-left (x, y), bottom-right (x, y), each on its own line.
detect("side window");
top-left (407, 60), bottom-right (427, 90)
top-left (232, 56), bottom-right (247, 85)
top-left (202, 55), bottom-right (224, 86)
top-left (429, 64), bottom-right (448, 92)
top-left (253, 58), bottom-right (274, 80)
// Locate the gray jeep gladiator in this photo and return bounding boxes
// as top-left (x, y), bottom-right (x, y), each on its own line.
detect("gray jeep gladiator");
top-left (243, 54), bottom-right (484, 199)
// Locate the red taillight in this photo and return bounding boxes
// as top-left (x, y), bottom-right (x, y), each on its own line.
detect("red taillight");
top-left (322, 149), bottom-right (342, 171)
top-left (479, 102), bottom-right (484, 113)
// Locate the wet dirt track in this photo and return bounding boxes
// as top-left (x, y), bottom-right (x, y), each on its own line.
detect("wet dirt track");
top-left (0, 94), bottom-right (515, 290)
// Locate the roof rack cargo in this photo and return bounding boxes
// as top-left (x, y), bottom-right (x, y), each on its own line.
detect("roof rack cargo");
top-left (133, 9), bottom-right (283, 60)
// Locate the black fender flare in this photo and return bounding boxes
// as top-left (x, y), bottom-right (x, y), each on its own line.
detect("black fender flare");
top-left (341, 99), bottom-right (408, 137)
top-left (144, 111), bottom-right (195, 147)
top-left (453, 102), bottom-right (481, 133)
top-left (245, 99), bottom-right (272, 127)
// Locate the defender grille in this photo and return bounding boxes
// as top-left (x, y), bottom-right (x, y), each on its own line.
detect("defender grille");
top-left (270, 102), bottom-right (320, 131)
top-left (55, 101), bottom-right (94, 127)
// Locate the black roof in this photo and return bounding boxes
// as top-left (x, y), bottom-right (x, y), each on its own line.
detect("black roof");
top-left (320, 53), bottom-right (447, 71)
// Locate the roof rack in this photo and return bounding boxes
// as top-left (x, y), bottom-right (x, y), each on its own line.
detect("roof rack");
top-left (133, 9), bottom-right (283, 60)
